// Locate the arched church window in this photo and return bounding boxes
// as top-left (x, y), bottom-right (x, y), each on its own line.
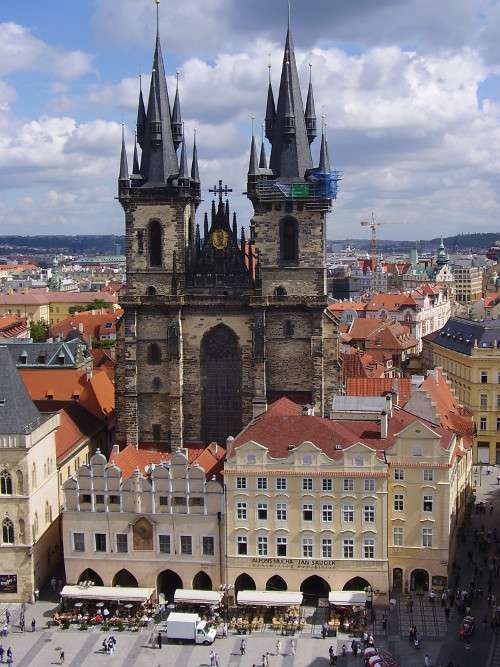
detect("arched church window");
top-left (147, 286), bottom-right (157, 296)
top-left (152, 377), bottom-right (162, 392)
top-left (147, 343), bottom-right (162, 365)
top-left (0, 471), bottom-right (12, 495)
top-left (283, 320), bottom-right (294, 337)
top-left (280, 217), bottom-right (298, 263)
top-left (2, 518), bottom-right (14, 544)
top-left (274, 286), bottom-right (287, 297)
top-left (16, 470), bottom-right (23, 495)
top-left (148, 220), bottom-right (163, 267)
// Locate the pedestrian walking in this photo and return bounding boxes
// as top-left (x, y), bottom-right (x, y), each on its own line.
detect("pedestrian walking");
top-left (329, 645), bottom-right (335, 665)
top-left (214, 652), bottom-right (221, 667)
top-left (424, 654), bottom-right (432, 666)
top-left (240, 638), bottom-right (246, 655)
top-left (6, 648), bottom-right (12, 666)
top-left (31, 619), bottom-right (35, 632)
top-left (4, 611), bottom-right (9, 626)
top-left (321, 623), bottom-right (327, 639)
top-left (157, 632), bottom-right (162, 649)
top-left (209, 649), bottom-right (215, 666)
top-left (275, 639), bottom-right (281, 655)
top-left (0, 645), bottom-right (4, 662)
top-left (50, 577), bottom-right (56, 592)
top-left (1, 624), bottom-right (8, 638)
top-left (289, 638), bottom-right (296, 655)
top-left (102, 638), bottom-right (108, 655)
top-left (59, 650), bottom-right (65, 664)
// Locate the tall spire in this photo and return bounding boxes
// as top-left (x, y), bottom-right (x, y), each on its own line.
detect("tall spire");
top-left (136, 75), bottom-right (146, 149)
top-left (139, 0), bottom-right (178, 185)
top-left (318, 119), bottom-right (331, 172)
top-left (171, 71), bottom-right (183, 151)
top-left (178, 132), bottom-right (190, 183)
top-left (133, 132), bottom-right (140, 175)
top-left (259, 124), bottom-right (268, 169)
top-left (119, 124), bottom-right (129, 181)
top-left (265, 63), bottom-right (276, 142)
top-left (191, 129), bottom-right (200, 182)
top-left (305, 64), bottom-right (317, 144)
top-left (248, 119), bottom-right (259, 175)
top-left (269, 7), bottom-right (313, 179)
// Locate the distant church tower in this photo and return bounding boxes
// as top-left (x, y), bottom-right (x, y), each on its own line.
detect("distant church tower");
top-left (115, 7), bottom-right (341, 450)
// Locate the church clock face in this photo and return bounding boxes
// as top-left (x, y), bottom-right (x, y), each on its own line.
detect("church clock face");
top-left (211, 229), bottom-right (229, 251)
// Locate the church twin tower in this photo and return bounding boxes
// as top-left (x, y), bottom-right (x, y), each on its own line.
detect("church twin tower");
top-left (116, 10), bottom-right (341, 449)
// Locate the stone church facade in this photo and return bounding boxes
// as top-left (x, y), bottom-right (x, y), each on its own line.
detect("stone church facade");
top-left (115, 14), bottom-right (341, 450)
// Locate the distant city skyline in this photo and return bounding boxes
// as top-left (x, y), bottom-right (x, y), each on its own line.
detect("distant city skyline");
top-left (2, 0), bottom-right (500, 239)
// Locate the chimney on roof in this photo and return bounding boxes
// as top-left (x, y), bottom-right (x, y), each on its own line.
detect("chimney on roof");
top-left (78, 322), bottom-right (84, 334)
top-left (385, 393), bottom-right (393, 417)
top-left (112, 443), bottom-right (119, 456)
top-left (86, 366), bottom-right (93, 382)
top-left (226, 435), bottom-right (235, 459)
top-left (380, 411), bottom-right (388, 439)
top-left (302, 404), bottom-right (314, 416)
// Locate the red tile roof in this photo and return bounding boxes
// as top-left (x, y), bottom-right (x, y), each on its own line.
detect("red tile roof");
top-left (49, 309), bottom-right (123, 343)
top-left (342, 348), bottom-right (385, 379)
top-left (234, 397), bottom-right (454, 457)
top-left (365, 293), bottom-right (416, 310)
top-left (20, 368), bottom-right (89, 401)
top-left (80, 370), bottom-right (115, 418)
top-left (55, 404), bottom-right (104, 463)
top-left (328, 301), bottom-right (367, 313)
top-left (0, 315), bottom-right (28, 338)
top-left (345, 378), bottom-right (412, 406)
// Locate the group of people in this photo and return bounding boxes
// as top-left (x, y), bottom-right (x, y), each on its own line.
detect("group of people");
top-left (0, 644), bottom-right (13, 665)
top-left (209, 649), bottom-right (222, 666)
top-left (101, 635), bottom-right (117, 655)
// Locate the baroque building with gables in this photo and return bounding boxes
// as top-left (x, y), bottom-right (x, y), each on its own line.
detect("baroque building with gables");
top-left (116, 9), bottom-right (341, 450)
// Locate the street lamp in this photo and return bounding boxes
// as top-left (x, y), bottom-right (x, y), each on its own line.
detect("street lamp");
top-left (219, 584), bottom-right (234, 622)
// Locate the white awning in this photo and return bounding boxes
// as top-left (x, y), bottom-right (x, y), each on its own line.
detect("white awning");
top-left (61, 585), bottom-right (154, 602)
top-left (328, 591), bottom-right (367, 606)
top-left (174, 589), bottom-right (223, 605)
top-left (237, 590), bottom-right (303, 607)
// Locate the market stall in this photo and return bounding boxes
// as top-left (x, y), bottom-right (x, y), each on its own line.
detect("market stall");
top-left (53, 585), bottom-right (156, 630)
top-left (174, 589), bottom-right (223, 606)
top-left (328, 591), bottom-right (367, 635)
top-left (233, 590), bottom-right (304, 634)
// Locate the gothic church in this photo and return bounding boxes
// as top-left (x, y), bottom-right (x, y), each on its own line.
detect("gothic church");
top-left (116, 10), bottom-right (341, 450)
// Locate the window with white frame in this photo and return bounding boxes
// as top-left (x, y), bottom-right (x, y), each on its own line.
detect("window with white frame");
top-left (322, 504), bottom-right (333, 522)
top-left (322, 478), bottom-right (333, 492)
top-left (246, 454), bottom-right (256, 464)
top-left (394, 494), bottom-right (404, 511)
top-left (257, 477), bottom-right (268, 490)
top-left (276, 477), bottom-right (287, 491)
top-left (202, 536), bottom-right (214, 556)
top-left (394, 468), bottom-right (404, 481)
top-left (237, 535), bottom-right (247, 555)
top-left (236, 477), bottom-right (247, 490)
top-left (116, 533), bottom-right (128, 553)
top-left (353, 455), bottom-right (364, 466)
top-left (257, 535), bottom-right (268, 556)
top-left (73, 532), bottom-right (85, 552)
top-left (363, 537), bottom-right (375, 559)
top-left (180, 535), bottom-right (192, 555)
top-left (302, 477), bottom-right (313, 491)
top-left (343, 478), bottom-right (354, 492)
top-left (480, 393), bottom-right (488, 409)
top-left (159, 534), bottom-right (171, 554)
top-left (302, 455), bottom-right (313, 465)
top-left (302, 504), bottom-right (313, 521)
top-left (393, 526), bottom-right (404, 546)
top-left (257, 503), bottom-right (268, 520)
top-left (423, 469), bottom-right (434, 482)
top-left (276, 503), bottom-right (287, 521)
top-left (412, 446), bottom-right (423, 456)
top-left (343, 504), bottom-right (354, 522)
top-left (364, 479), bottom-right (375, 492)
top-left (343, 537), bottom-right (354, 558)
top-left (276, 536), bottom-right (287, 557)
top-left (236, 502), bottom-right (247, 520)
top-left (321, 538), bottom-right (333, 559)
top-left (363, 505), bottom-right (375, 523)
top-left (422, 527), bottom-right (433, 547)
top-left (423, 495), bottom-right (433, 512)
top-left (302, 537), bottom-right (313, 558)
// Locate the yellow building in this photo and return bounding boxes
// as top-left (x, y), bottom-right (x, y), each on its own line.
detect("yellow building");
top-left (0, 291), bottom-right (117, 326)
top-left (451, 265), bottom-right (483, 305)
top-left (423, 317), bottom-right (500, 464)
top-left (226, 395), bottom-right (471, 601)
top-left (47, 291), bottom-right (118, 325)
top-left (0, 293), bottom-right (50, 323)
top-left (0, 348), bottom-right (61, 602)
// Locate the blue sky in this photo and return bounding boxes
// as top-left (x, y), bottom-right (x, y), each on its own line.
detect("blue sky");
top-left (1, 0), bottom-right (500, 240)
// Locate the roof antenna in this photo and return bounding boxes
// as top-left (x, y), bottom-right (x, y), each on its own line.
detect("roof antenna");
top-left (288, 0), bottom-right (291, 31)
top-left (268, 54), bottom-right (272, 84)
top-left (155, 0), bottom-right (160, 36)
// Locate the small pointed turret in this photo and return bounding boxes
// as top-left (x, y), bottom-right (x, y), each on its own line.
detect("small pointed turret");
top-left (225, 199), bottom-right (230, 225)
top-left (248, 133), bottom-right (259, 175)
top-left (259, 126), bottom-right (268, 169)
top-left (265, 65), bottom-right (276, 142)
top-left (148, 70), bottom-right (162, 146)
top-left (119, 124), bottom-right (129, 182)
top-left (171, 72), bottom-right (183, 151)
top-left (232, 211), bottom-right (238, 242)
top-left (132, 132), bottom-right (140, 175)
top-left (195, 223), bottom-right (201, 254)
top-left (136, 75), bottom-right (146, 149)
top-left (318, 126), bottom-right (331, 173)
top-left (211, 200), bottom-right (216, 224)
top-left (178, 134), bottom-right (190, 186)
top-left (305, 64), bottom-right (317, 144)
top-left (191, 130), bottom-right (200, 182)
top-left (240, 226), bottom-right (246, 253)
top-left (282, 61), bottom-right (295, 138)
top-left (204, 212), bottom-right (209, 241)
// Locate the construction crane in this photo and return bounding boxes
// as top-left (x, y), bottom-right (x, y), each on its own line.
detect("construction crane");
top-left (360, 213), bottom-right (403, 268)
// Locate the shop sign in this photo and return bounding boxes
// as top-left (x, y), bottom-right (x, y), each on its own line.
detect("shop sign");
top-left (0, 575), bottom-right (17, 593)
top-left (251, 558), bottom-right (335, 570)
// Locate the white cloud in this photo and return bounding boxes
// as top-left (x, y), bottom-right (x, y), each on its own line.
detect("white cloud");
top-left (0, 22), bottom-right (93, 79)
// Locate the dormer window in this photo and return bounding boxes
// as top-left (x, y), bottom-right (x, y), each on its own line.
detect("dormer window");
top-left (246, 454), bottom-right (256, 465)
top-left (19, 352), bottom-right (28, 365)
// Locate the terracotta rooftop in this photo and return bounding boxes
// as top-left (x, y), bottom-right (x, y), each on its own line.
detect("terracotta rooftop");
top-left (55, 404), bottom-right (104, 463)
top-left (328, 301), bottom-right (367, 313)
top-left (20, 367), bottom-right (89, 402)
top-left (234, 397), bottom-right (454, 458)
top-left (49, 309), bottom-right (123, 344)
top-left (0, 315), bottom-right (28, 338)
top-left (365, 293), bottom-right (417, 310)
top-left (345, 377), bottom-right (412, 406)
top-left (342, 348), bottom-right (385, 379)
top-left (80, 370), bottom-right (115, 418)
